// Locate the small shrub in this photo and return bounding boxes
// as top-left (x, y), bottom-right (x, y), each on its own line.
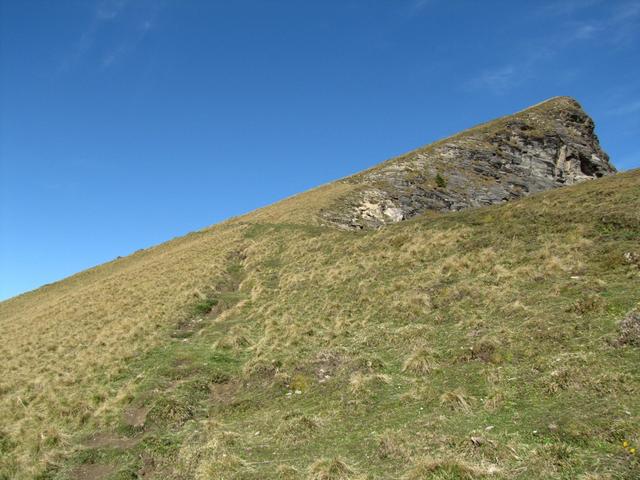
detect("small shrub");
top-left (435, 173), bottom-right (447, 188)
top-left (194, 298), bottom-right (218, 315)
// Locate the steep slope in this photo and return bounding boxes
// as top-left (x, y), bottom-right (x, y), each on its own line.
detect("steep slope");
top-left (0, 100), bottom-right (638, 480)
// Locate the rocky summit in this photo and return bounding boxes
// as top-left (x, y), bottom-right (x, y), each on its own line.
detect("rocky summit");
top-left (319, 96), bottom-right (615, 229)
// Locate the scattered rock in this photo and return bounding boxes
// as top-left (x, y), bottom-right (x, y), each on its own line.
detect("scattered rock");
top-left (623, 252), bottom-right (640, 268)
top-left (616, 306), bottom-right (640, 347)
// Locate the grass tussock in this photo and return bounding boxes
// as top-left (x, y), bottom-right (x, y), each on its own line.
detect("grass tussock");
top-left (402, 346), bottom-right (438, 374)
top-left (276, 411), bottom-right (320, 442)
top-left (440, 389), bottom-right (473, 413)
top-left (349, 372), bottom-right (392, 397)
top-left (307, 457), bottom-right (357, 480)
top-left (402, 457), bottom-right (496, 479)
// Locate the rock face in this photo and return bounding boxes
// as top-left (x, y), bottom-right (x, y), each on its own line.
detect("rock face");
top-left (319, 97), bottom-right (615, 230)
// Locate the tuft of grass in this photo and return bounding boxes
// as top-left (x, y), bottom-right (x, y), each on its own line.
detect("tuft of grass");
top-left (276, 411), bottom-right (320, 443)
top-left (307, 457), bottom-right (357, 480)
top-left (402, 346), bottom-right (438, 374)
top-left (440, 389), bottom-right (473, 413)
top-left (348, 372), bottom-right (392, 397)
top-left (402, 457), bottom-right (494, 479)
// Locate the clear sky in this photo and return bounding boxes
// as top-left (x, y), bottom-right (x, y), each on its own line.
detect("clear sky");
top-left (1, 0), bottom-right (639, 301)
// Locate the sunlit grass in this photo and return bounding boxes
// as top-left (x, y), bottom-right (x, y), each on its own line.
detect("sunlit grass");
top-left (0, 170), bottom-right (639, 478)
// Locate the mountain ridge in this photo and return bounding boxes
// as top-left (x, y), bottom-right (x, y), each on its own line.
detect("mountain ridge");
top-left (316, 96), bottom-right (615, 229)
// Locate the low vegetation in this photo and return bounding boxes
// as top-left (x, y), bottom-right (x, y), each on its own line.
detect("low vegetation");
top-left (1, 168), bottom-right (639, 479)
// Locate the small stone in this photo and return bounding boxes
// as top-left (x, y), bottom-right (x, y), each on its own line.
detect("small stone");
top-left (623, 252), bottom-right (640, 267)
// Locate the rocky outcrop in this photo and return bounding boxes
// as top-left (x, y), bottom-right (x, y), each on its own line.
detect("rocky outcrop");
top-left (319, 97), bottom-right (615, 230)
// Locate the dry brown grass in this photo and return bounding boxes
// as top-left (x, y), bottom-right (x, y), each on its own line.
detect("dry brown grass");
top-left (402, 346), bottom-right (438, 374)
top-left (402, 456), bottom-right (497, 479)
top-left (377, 429), bottom-right (409, 460)
top-left (0, 169), bottom-right (639, 478)
top-left (307, 457), bottom-right (358, 480)
top-left (0, 225), bottom-right (247, 476)
top-left (440, 388), bottom-right (474, 413)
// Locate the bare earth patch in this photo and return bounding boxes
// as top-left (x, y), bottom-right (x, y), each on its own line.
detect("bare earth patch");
top-left (83, 432), bottom-right (140, 449)
top-left (123, 405), bottom-right (150, 428)
top-left (70, 463), bottom-right (115, 480)
top-left (210, 380), bottom-right (240, 406)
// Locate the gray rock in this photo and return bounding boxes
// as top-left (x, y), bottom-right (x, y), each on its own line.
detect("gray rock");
top-left (319, 97), bottom-right (616, 230)
top-left (617, 307), bottom-right (640, 347)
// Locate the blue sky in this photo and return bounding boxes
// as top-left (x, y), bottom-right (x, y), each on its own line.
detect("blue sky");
top-left (1, 0), bottom-right (639, 301)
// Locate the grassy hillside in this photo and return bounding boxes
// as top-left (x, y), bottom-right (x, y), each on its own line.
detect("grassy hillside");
top-left (1, 166), bottom-right (639, 478)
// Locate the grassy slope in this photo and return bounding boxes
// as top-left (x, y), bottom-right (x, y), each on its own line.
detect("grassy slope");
top-left (1, 168), bottom-right (639, 479)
